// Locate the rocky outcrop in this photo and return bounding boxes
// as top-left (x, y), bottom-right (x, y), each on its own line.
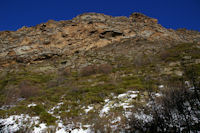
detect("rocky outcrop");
top-left (0, 12), bottom-right (199, 67)
top-left (129, 12), bottom-right (158, 24)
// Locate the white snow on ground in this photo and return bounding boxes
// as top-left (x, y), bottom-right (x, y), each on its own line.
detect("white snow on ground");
top-left (71, 128), bottom-right (92, 133)
top-left (55, 122), bottom-right (92, 133)
top-left (100, 91), bottom-right (139, 117)
top-left (1, 90), bottom-right (153, 133)
top-left (158, 85), bottom-right (164, 89)
top-left (0, 114), bottom-right (92, 133)
top-left (99, 99), bottom-right (114, 117)
top-left (125, 111), bottom-right (133, 118)
top-left (134, 111), bottom-right (153, 123)
top-left (129, 93), bottom-right (138, 99)
top-left (48, 102), bottom-right (64, 114)
top-left (28, 103), bottom-right (37, 107)
top-left (0, 98), bottom-right (25, 110)
top-left (84, 106), bottom-right (94, 113)
top-left (56, 128), bottom-right (67, 133)
top-left (33, 123), bottom-right (47, 133)
top-left (0, 114), bottom-right (40, 133)
top-left (155, 93), bottom-right (162, 97)
top-left (48, 101), bottom-right (92, 133)
top-left (109, 116), bottom-right (122, 131)
top-left (118, 93), bottom-right (127, 99)
top-left (111, 116), bottom-right (121, 124)
top-left (0, 105), bottom-right (16, 110)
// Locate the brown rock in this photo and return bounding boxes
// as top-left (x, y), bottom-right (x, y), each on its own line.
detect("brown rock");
top-left (0, 12), bottom-right (199, 67)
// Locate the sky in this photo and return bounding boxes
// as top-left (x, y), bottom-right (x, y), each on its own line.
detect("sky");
top-left (0, 0), bottom-right (200, 31)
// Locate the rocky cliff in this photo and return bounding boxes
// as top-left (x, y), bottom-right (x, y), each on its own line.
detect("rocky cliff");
top-left (0, 12), bottom-right (199, 68)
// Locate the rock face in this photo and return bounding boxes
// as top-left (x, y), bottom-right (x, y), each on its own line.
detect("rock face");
top-left (0, 12), bottom-right (200, 67)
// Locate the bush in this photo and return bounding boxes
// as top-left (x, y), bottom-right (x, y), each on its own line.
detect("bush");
top-left (80, 64), bottom-right (113, 76)
top-left (159, 50), bottom-right (171, 60)
top-left (58, 67), bottom-right (71, 77)
top-left (40, 112), bottom-right (57, 125)
top-left (133, 53), bottom-right (152, 67)
top-left (30, 105), bottom-right (57, 125)
top-left (97, 64), bottom-right (112, 74)
top-left (128, 76), bottom-right (200, 132)
top-left (80, 65), bottom-right (97, 76)
top-left (19, 80), bottom-right (40, 98)
top-left (30, 105), bottom-right (46, 115)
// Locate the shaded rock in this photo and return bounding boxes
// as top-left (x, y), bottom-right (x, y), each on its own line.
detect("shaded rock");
top-left (100, 30), bottom-right (123, 38)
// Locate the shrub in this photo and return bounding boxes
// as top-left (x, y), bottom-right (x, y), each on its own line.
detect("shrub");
top-left (160, 50), bottom-right (180, 61)
top-left (128, 75), bottom-right (200, 132)
top-left (133, 53), bottom-right (152, 67)
top-left (40, 112), bottom-right (57, 125)
top-left (30, 105), bottom-right (45, 115)
top-left (159, 50), bottom-right (171, 60)
top-left (58, 67), bottom-right (71, 77)
top-left (80, 64), bottom-right (113, 76)
top-left (46, 80), bottom-right (59, 88)
top-left (30, 105), bottom-right (57, 125)
top-left (80, 65), bottom-right (97, 76)
top-left (97, 64), bottom-right (112, 74)
top-left (19, 80), bottom-right (40, 98)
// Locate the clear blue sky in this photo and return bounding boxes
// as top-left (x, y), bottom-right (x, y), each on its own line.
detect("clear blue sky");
top-left (0, 0), bottom-right (200, 31)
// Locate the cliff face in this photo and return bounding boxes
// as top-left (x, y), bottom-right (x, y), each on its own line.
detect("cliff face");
top-left (0, 12), bottom-right (199, 67)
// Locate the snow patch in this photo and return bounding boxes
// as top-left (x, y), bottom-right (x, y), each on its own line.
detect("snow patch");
top-left (33, 123), bottom-right (47, 133)
top-left (28, 103), bottom-right (37, 107)
top-left (48, 102), bottom-right (64, 114)
top-left (158, 85), bottom-right (164, 89)
top-left (84, 106), bottom-right (94, 113)
top-left (155, 93), bottom-right (162, 97)
top-left (56, 128), bottom-right (67, 133)
top-left (0, 105), bottom-right (16, 110)
top-left (100, 91), bottom-right (139, 117)
top-left (134, 112), bottom-right (153, 123)
top-left (111, 116), bottom-right (121, 124)
top-left (71, 128), bottom-right (91, 133)
top-left (0, 114), bottom-right (40, 133)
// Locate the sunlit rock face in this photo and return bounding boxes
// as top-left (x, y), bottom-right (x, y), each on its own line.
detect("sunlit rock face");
top-left (0, 12), bottom-right (199, 67)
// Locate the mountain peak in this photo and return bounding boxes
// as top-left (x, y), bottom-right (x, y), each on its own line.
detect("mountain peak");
top-left (0, 12), bottom-right (199, 67)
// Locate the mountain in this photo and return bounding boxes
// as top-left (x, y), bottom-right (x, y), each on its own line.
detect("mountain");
top-left (0, 12), bottom-right (199, 66)
top-left (0, 12), bottom-right (200, 133)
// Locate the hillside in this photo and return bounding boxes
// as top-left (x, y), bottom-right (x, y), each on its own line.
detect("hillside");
top-left (0, 12), bottom-right (200, 133)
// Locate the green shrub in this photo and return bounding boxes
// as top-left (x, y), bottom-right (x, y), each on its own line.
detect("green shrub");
top-left (30, 105), bottom-right (45, 115)
top-left (160, 43), bottom-right (200, 62)
top-left (40, 112), bottom-right (57, 125)
top-left (19, 80), bottom-right (41, 98)
top-left (120, 76), bottom-right (144, 89)
top-left (113, 88), bottom-right (126, 94)
top-left (80, 64), bottom-right (113, 76)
